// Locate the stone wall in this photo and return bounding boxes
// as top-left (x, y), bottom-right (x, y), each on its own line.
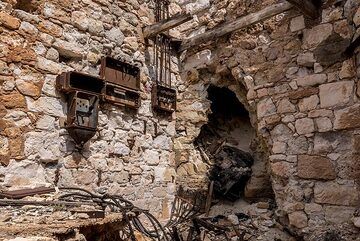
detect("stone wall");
top-left (0, 0), bottom-right (180, 218)
top-left (176, 0), bottom-right (360, 239)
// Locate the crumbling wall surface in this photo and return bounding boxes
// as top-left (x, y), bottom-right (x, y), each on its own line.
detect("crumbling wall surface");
top-left (0, 0), bottom-right (178, 217)
top-left (177, 0), bottom-right (360, 239)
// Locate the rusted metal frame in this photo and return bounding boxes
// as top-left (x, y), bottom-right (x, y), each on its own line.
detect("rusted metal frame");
top-left (0, 187), bottom-right (55, 199)
top-left (0, 199), bottom-right (96, 207)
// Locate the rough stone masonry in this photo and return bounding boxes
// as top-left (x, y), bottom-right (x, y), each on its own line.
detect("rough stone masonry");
top-left (0, 0), bottom-right (359, 240)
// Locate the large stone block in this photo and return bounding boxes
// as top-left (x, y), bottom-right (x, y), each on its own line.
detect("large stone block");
top-left (0, 11), bottom-right (20, 30)
top-left (302, 24), bottom-right (333, 49)
top-left (314, 182), bottom-right (359, 206)
top-left (319, 81), bottom-right (354, 108)
top-left (296, 74), bottom-right (327, 87)
top-left (325, 206), bottom-right (356, 224)
top-left (298, 155), bottom-right (336, 180)
top-left (334, 104), bottom-right (360, 130)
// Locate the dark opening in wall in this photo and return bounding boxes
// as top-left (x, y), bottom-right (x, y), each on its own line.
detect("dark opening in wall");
top-left (195, 85), bottom-right (256, 201)
top-left (14, 0), bottom-right (43, 13)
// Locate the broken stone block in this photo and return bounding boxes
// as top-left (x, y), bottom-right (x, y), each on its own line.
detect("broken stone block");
top-left (314, 182), bottom-right (359, 206)
top-left (297, 155), bottom-right (336, 180)
top-left (334, 104), bottom-right (360, 130)
top-left (71, 11), bottom-right (89, 31)
top-left (319, 81), bottom-right (354, 108)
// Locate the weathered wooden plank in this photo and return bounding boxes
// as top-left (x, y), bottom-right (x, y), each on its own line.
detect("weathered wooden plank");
top-left (143, 13), bottom-right (193, 38)
top-left (180, 2), bottom-right (293, 51)
top-left (286, 0), bottom-right (319, 19)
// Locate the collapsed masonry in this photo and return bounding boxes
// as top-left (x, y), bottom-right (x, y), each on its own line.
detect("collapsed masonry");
top-left (0, 0), bottom-right (360, 240)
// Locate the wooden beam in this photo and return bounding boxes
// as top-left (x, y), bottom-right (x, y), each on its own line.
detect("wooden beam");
top-left (286, 0), bottom-right (319, 19)
top-left (180, 2), bottom-right (293, 51)
top-left (143, 13), bottom-right (193, 39)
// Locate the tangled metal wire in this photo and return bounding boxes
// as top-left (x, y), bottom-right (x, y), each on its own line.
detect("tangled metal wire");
top-left (58, 187), bottom-right (201, 241)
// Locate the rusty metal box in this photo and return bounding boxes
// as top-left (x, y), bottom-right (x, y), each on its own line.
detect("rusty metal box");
top-left (103, 83), bottom-right (141, 109)
top-left (56, 71), bottom-right (105, 94)
top-left (152, 85), bottom-right (176, 113)
top-left (100, 57), bottom-right (140, 91)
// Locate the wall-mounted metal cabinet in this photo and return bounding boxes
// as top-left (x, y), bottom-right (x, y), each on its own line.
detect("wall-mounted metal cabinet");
top-left (152, 84), bottom-right (176, 113)
top-left (56, 72), bottom-right (103, 146)
top-left (100, 57), bottom-right (141, 109)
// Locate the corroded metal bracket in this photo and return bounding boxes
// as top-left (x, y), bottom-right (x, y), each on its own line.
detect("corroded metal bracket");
top-left (56, 58), bottom-right (141, 146)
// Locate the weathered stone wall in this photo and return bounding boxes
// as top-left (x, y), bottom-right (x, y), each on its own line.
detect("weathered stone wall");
top-left (176, 0), bottom-right (360, 239)
top-left (0, 0), bottom-right (180, 218)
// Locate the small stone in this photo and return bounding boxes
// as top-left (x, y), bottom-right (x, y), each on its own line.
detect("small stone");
top-left (353, 217), bottom-right (360, 228)
top-left (71, 11), bottom-right (89, 31)
top-left (1, 93), bottom-right (26, 109)
top-left (38, 20), bottom-right (62, 37)
top-left (296, 74), bottom-right (327, 87)
top-left (319, 81), bottom-right (354, 108)
top-left (257, 98), bottom-right (277, 118)
top-left (271, 161), bottom-right (292, 178)
top-left (113, 142), bottom-right (130, 156)
top-left (315, 117), bottom-right (332, 132)
top-left (15, 79), bottom-right (42, 98)
top-left (272, 142), bottom-right (286, 154)
top-left (53, 39), bottom-right (85, 59)
top-left (295, 118), bottom-right (314, 135)
top-left (105, 27), bottom-right (125, 45)
top-left (297, 52), bottom-right (315, 67)
top-left (36, 115), bottom-right (55, 130)
top-left (143, 149), bottom-right (160, 166)
top-left (314, 63), bottom-right (323, 73)
top-left (19, 21), bottom-right (38, 35)
top-left (339, 59), bottom-right (355, 79)
top-left (298, 95), bottom-right (319, 112)
top-left (88, 19), bottom-right (104, 35)
top-left (288, 211), bottom-right (308, 229)
top-left (298, 155), bottom-right (336, 180)
top-left (0, 11), bottom-right (20, 30)
top-left (290, 15), bottom-right (305, 32)
top-left (26, 96), bottom-right (64, 117)
top-left (277, 99), bottom-right (296, 114)
top-left (46, 48), bottom-right (59, 62)
top-left (354, 7), bottom-right (360, 26)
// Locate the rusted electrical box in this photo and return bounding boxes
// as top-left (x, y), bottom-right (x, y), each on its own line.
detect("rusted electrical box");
top-left (151, 34), bottom-right (177, 113)
top-left (57, 58), bottom-right (142, 147)
top-left (100, 57), bottom-right (141, 109)
top-left (152, 84), bottom-right (176, 113)
top-left (56, 72), bottom-right (104, 146)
